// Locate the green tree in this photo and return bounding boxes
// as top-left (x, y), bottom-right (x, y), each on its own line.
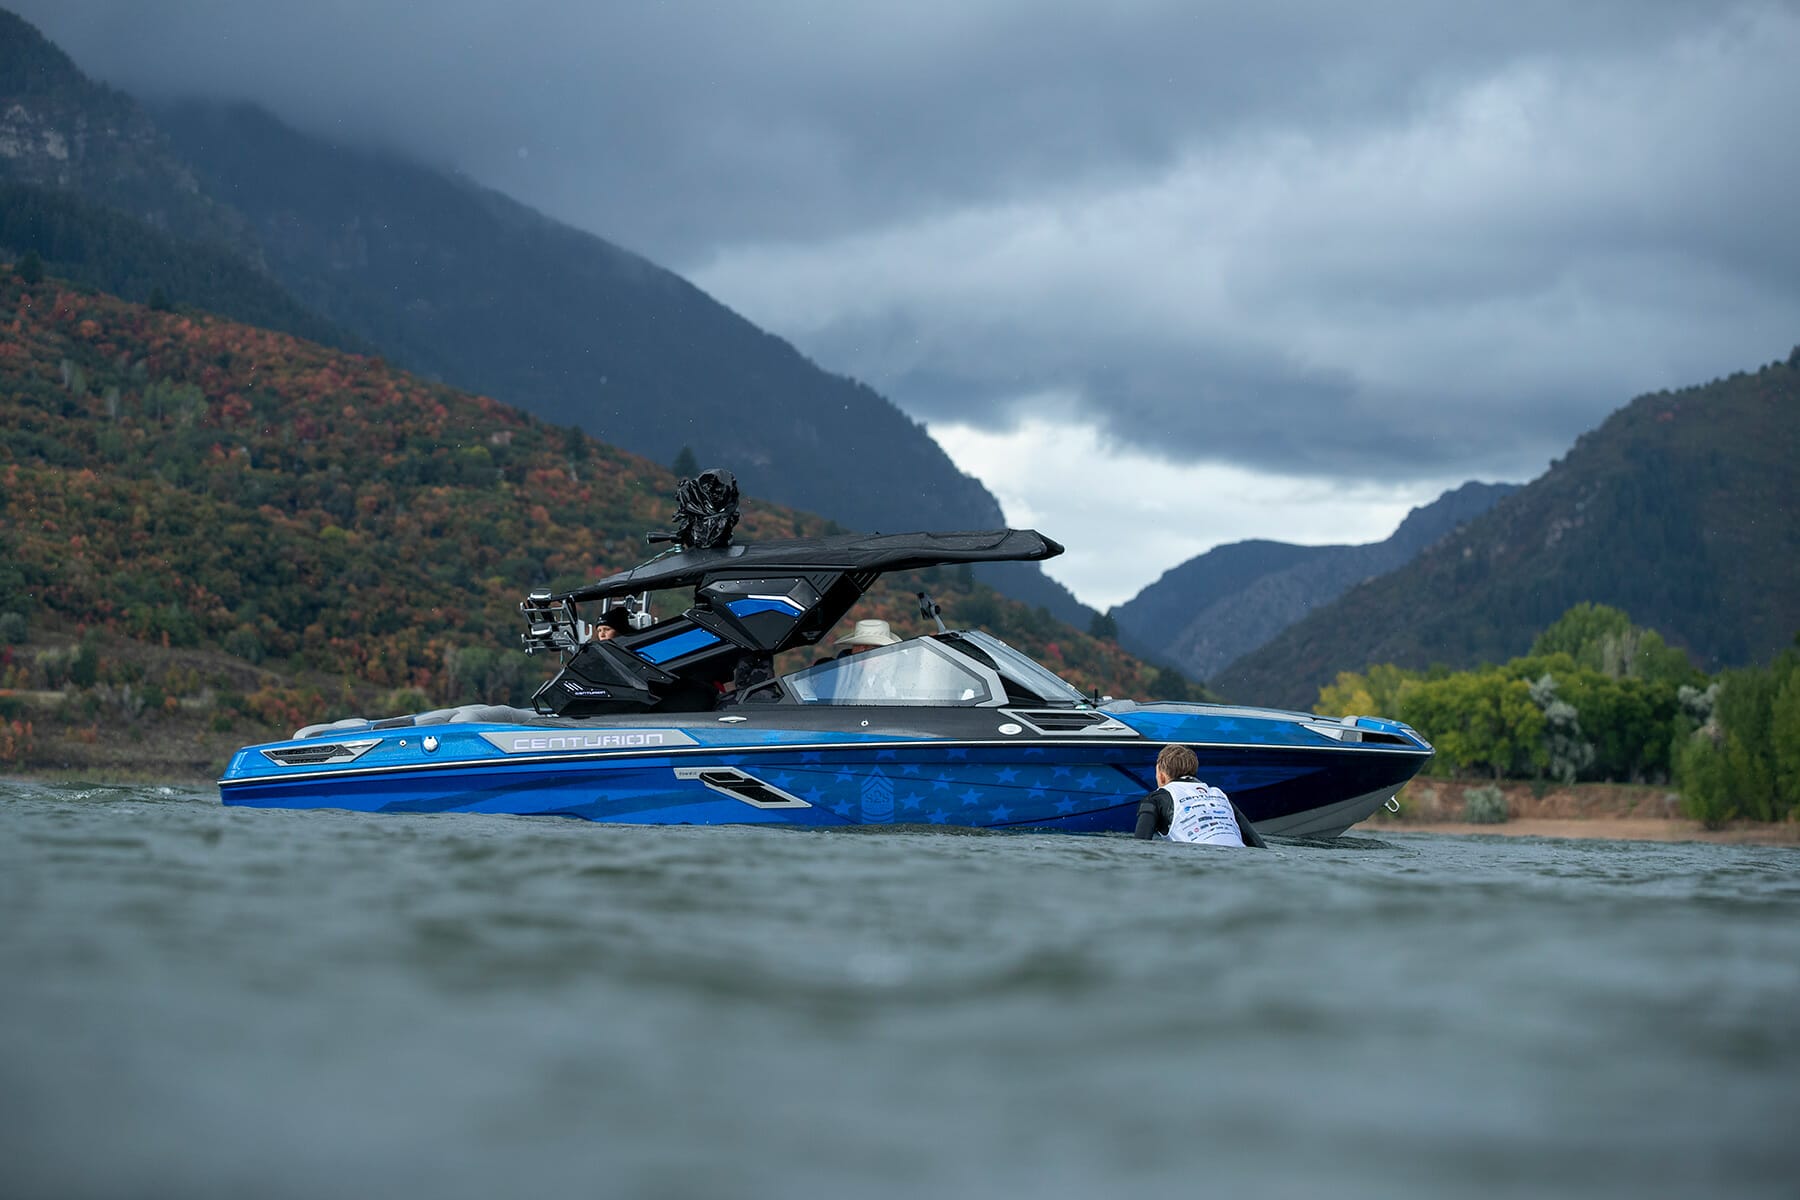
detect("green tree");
top-left (1088, 611), bottom-right (1119, 641)
top-left (671, 445), bottom-right (699, 478)
top-left (1150, 667), bottom-right (1203, 702)
top-left (1530, 603), bottom-right (1695, 685)
top-left (1675, 733), bottom-right (1736, 827)
top-left (1317, 663), bottom-right (1418, 719)
top-left (17, 250), bottom-right (43, 285)
top-left (1771, 668), bottom-right (1800, 813)
top-left (1530, 674), bottom-right (1594, 784)
top-left (1400, 670), bottom-right (1547, 779)
top-left (70, 633), bottom-right (100, 688)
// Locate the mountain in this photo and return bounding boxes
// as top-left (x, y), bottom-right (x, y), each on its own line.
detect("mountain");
top-left (0, 10), bottom-right (255, 257)
top-left (1213, 353), bottom-right (1800, 708)
top-left (0, 11), bottom-right (1088, 622)
top-left (0, 266), bottom-right (1166, 748)
top-left (1113, 481), bottom-right (1518, 680)
top-left (151, 101), bottom-right (1099, 609)
top-left (0, 181), bottom-right (361, 350)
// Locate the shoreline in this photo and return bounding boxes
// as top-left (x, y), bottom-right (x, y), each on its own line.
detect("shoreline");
top-left (1364, 816), bottom-right (1800, 845)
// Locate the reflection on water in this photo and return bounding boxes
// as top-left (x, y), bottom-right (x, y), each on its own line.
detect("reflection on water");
top-left (2, 780), bottom-right (1797, 1199)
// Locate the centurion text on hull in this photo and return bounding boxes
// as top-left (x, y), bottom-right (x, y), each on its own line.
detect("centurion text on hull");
top-left (220, 472), bottom-right (1433, 836)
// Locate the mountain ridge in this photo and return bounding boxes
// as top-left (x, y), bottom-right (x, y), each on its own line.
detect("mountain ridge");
top-left (1213, 356), bottom-right (1800, 707)
top-left (1113, 481), bottom-right (1519, 680)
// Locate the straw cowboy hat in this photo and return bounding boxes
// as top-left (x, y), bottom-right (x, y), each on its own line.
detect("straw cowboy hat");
top-left (834, 618), bottom-right (900, 649)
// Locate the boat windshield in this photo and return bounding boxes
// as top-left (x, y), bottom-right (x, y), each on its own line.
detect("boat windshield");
top-left (949, 630), bottom-right (1090, 706)
top-left (786, 638), bottom-right (1005, 706)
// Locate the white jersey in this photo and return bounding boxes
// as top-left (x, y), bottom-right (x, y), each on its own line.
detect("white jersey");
top-left (1165, 778), bottom-right (1246, 846)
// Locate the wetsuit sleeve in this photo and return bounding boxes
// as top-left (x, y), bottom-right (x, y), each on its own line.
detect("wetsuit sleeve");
top-left (1230, 799), bottom-right (1268, 848)
top-left (1134, 788), bottom-right (1172, 839)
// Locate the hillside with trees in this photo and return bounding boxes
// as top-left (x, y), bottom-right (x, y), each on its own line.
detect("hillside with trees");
top-left (1112, 481), bottom-right (1517, 680)
top-left (1216, 353), bottom-right (1800, 708)
top-left (0, 182), bottom-right (360, 351)
top-left (0, 267), bottom-right (1174, 777)
top-left (0, 8), bottom-right (1088, 624)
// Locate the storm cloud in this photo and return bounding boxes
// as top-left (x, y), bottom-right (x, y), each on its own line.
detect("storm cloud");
top-left (16, 0), bottom-right (1800, 602)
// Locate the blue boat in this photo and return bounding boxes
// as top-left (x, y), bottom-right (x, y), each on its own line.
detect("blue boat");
top-left (220, 476), bottom-right (1432, 836)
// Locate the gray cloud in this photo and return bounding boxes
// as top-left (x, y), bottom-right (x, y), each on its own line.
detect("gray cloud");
top-left (15, 0), bottom-right (1800, 491)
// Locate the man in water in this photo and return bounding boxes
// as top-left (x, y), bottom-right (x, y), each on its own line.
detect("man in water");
top-left (1133, 744), bottom-right (1265, 847)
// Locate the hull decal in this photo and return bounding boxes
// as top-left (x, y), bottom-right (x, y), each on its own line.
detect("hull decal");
top-left (479, 728), bottom-right (700, 754)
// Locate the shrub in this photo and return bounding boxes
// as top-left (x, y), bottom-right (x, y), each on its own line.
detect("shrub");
top-left (70, 635), bottom-right (100, 688)
top-left (381, 688), bottom-right (433, 715)
top-left (223, 627), bottom-right (266, 664)
top-left (0, 717), bottom-right (32, 764)
top-left (1462, 784), bottom-right (1509, 824)
top-left (1675, 733), bottom-right (1737, 828)
top-left (0, 612), bottom-right (26, 644)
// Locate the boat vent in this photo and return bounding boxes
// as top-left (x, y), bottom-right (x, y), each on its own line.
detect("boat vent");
top-left (260, 738), bottom-right (380, 767)
top-left (1302, 721), bottom-right (1417, 748)
top-left (673, 766), bottom-right (811, 809)
top-left (1005, 709), bottom-right (1134, 736)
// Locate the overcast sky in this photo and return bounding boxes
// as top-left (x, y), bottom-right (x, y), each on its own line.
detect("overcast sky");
top-left (18, 0), bottom-right (1800, 607)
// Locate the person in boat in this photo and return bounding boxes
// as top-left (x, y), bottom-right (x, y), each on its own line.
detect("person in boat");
top-left (1134, 744), bottom-right (1266, 847)
top-left (593, 608), bottom-right (632, 641)
top-left (715, 654), bottom-right (777, 709)
top-left (834, 618), bottom-right (900, 657)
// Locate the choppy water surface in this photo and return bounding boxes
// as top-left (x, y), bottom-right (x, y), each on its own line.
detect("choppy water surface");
top-left (3, 780), bottom-right (1797, 1199)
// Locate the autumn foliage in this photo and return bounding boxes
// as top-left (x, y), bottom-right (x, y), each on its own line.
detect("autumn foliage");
top-left (0, 267), bottom-right (1169, 721)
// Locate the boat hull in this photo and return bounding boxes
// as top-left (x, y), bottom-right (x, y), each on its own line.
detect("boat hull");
top-left (220, 712), bottom-right (1430, 837)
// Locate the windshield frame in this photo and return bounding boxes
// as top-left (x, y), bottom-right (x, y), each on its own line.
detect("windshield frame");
top-left (944, 630), bottom-right (1091, 706)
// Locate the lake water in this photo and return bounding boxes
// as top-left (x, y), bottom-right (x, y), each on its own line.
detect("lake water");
top-left (3, 779), bottom-right (1797, 1199)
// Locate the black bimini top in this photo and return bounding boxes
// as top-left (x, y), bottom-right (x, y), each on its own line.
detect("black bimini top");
top-left (523, 528), bottom-right (1064, 718)
top-left (558, 529), bottom-right (1063, 604)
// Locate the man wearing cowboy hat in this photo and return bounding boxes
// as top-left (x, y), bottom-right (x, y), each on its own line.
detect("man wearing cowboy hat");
top-left (834, 618), bottom-right (901, 656)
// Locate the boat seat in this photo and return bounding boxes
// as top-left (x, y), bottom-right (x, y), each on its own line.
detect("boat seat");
top-left (441, 704), bottom-right (546, 725)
